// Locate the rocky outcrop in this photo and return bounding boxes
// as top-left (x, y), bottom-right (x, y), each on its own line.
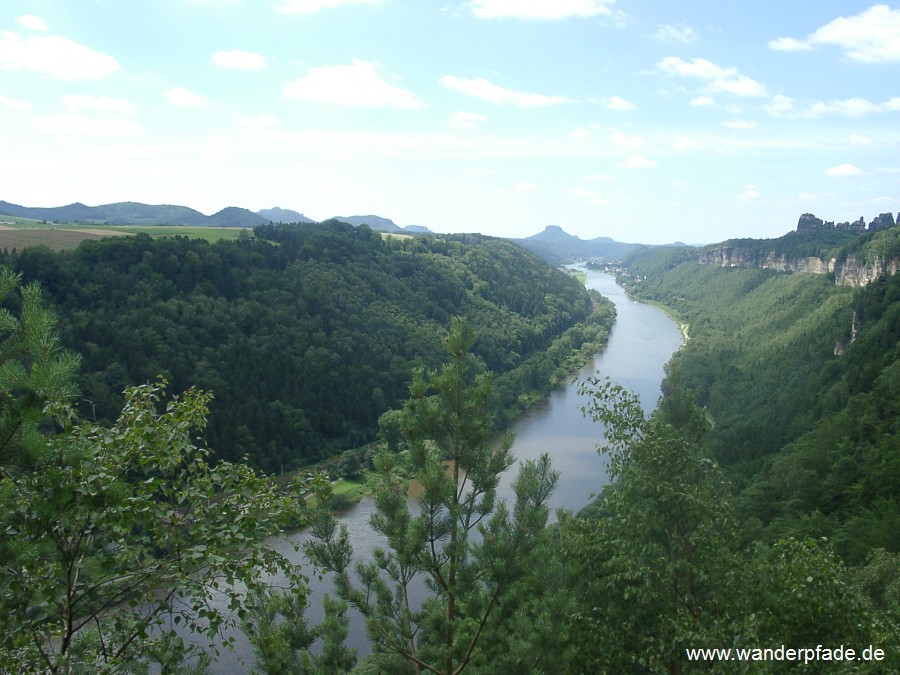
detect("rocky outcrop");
top-left (837, 217), bottom-right (867, 233)
top-left (797, 212), bottom-right (896, 234)
top-left (796, 213), bottom-right (825, 231)
top-left (699, 246), bottom-right (899, 287)
top-left (700, 212), bottom-right (900, 287)
top-left (868, 212), bottom-right (896, 232)
top-left (831, 254), bottom-right (900, 287)
top-left (699, 247), bottom-right (829, 275)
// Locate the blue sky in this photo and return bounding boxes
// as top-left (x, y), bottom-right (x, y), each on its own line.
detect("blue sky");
top-left (1, 1), bottom-right (899, 244)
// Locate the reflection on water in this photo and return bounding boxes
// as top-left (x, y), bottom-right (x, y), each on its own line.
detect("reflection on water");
top-left (203, 269), bottom-right (682, 672)
top-left (497, 269), bottom-right (683, 514)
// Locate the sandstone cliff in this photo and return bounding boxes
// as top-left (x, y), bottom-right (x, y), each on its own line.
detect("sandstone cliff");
top-left (698, 213), bottom-right (900, 287)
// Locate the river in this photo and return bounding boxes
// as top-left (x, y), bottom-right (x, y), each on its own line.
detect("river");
top-left (204, 268), bottom-right (683, 672)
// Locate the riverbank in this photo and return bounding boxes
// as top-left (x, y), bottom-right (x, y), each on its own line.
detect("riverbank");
top-left (192, 268), bottom-right (686, 672)
top-left (617, 277), bottom-right (690, 345)
top-left (271, 289), bottom-right (618, 513)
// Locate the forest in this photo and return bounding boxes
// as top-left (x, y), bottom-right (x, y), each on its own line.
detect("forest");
top-left (621, 234), bottom-right (900, 564)
top-left (0, 221), bottom-right (613, 472)
top-left (1, 221), bottom-right (898, 673)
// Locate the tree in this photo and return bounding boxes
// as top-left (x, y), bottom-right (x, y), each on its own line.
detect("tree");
top-left (0, 267), bottom-right (80, 468)
top-left (562, 376), bottom-right (739, 672)
top-left (563, 376), bottom-right (898, 673)
top-left (0, 267), bottom-right (307, 672)
top-left (306, 318), bottom-right (558, 674)
top-left (242, 589), bottom-right (356, 674)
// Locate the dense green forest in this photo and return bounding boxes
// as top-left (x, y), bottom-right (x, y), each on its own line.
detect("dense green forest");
top-left (620, 232), bottom-right (900, 563)
top-left (702, 228), bottom-right (859, 261)
top-left (0, 222), bottom-right (612, 472)
top-left (698, 222), bottom-right (900, 270)
top-left (2, 219), bottom-right (898, 671)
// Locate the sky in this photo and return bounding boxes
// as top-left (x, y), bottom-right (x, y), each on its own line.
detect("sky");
top-left (1, 1), bottom-right (899, 244)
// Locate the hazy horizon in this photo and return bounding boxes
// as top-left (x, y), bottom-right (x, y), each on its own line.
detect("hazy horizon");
top-left (2, 1), bottom-right (899, 245)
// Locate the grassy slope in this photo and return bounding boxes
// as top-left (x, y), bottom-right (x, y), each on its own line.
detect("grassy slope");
top-left (0, 222), bottom-right (247, 250)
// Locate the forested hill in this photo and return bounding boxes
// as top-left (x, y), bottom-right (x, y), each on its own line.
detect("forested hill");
top-left (621, 241), bottom-right (900, 562)
top-left (0, 221), bottom-right (611, 472)
top-left (698, 220), bottom-right (900, 286)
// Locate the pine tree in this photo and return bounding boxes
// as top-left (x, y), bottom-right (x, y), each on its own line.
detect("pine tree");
top-left (306, 318), bottom-right (558, 674)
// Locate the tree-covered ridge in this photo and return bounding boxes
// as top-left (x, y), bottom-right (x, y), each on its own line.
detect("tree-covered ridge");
top-left (702, 228), bottom-right (859, 262)
top-left (2, 260), bottom-right (896, 673)
top-left (698, 224), bottom-right (900, 284)
top-left (1, 221), bottom-right (607, 472)
top-left (834, 223), bottom-right (900, 267)
top-left (621, 246), bottom-right (900, 562)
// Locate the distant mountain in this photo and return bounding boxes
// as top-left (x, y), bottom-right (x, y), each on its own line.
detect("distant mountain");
top-left (257, 207), bottom-right (315, 224)
top-left (331, 215), bottom-right (433, 235)
top-left (332, 215), bottom-right (402, 232)
top-left (0, 200), bottom-right (269, 227)
top-left (512, 225), bottom-right (646, 263)
top-left (0, 200), bottom-right (101, 223)
top-left (207, 207), bottom-right (270, 228)
top-left (1, 199), bottom-right (436, 233)
top-left (94, 202), bottom-right (208, 226)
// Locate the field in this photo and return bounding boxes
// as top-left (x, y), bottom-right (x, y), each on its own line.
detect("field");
top-left (100, 225), bottom-right (250, 244)
top-left (0, 220), bottom-right (410, 252)
top-left (0, 221), bottom-right (249, 251)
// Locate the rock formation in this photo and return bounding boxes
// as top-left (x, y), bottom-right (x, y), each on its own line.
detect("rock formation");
top-left (700, 212), bottom-right (900, 287)
top-left (868, 212), bottom-right (896, 232)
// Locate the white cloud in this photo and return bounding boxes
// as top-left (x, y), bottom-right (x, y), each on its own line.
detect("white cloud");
top-left (653, 23), bottom-right (697, 44)
top-left (768, 37), bottom-right (812, 52)
top-left (212, 50), bottom-right (266, 70)
top-left (285, 60), bottom-right (424, 108)
top-left (809, 4), bottom-right (900, 63)
top-left (0, 95), bottom-right (32, 110)
top-left (690, 96), bottom-right (714, 106)
top-left (673, 136), bottom-right (703, 152)
top-left (609, 130), bottom-right (644, 147)
top-left (658, 56), bottom-right (728, 79)
top-left (32, 113), bottom-right (143, 137)
top-left (619, 154), bottom-right (657, 169)
top-left (275, 0), bottom-right (381, 14)
top-left (764, 94), bottom-right (794, 116)
top-left (440, 75), bottom-right (573, 107)
top-left (603, 95), bottom-right (634, 111)
top-left (163, 87), bottom-right (207, 107)
top-left (450, 111), bottom-right (487, 128)
top-left (0, 32), bottom-right (121, 79)
top-left (738, 186), bottom-right (760, 201)
top-left (809, 97), bottom-right (881, 117)
top-left (238, 113), bottom-right (279, 128)
top-left (658, 56), bottom-right (766, 97)
top-left (468, 0), bottom-right (616, 20)
top-left (569, 127), bottom-right (591, 139)
top-left (61, 94), bottom-right (136, 115)
top-left (850, 133), bottom-right (873, 145)
top-left (707, 74), bottom-right (766, 97)
top-left (825, 163), bottom-right (864, 177)
top-left (514, 181), bottom-right (539, 192)
top-left (767, 95), bottom-right (899, 119)
top-left (16, 15), bottom-right (49, 31)
top-left (721, 119), bottom-right (756, 130)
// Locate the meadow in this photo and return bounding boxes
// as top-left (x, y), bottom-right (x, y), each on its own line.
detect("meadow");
top-left (0, 219), bottom-right (248, 251)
